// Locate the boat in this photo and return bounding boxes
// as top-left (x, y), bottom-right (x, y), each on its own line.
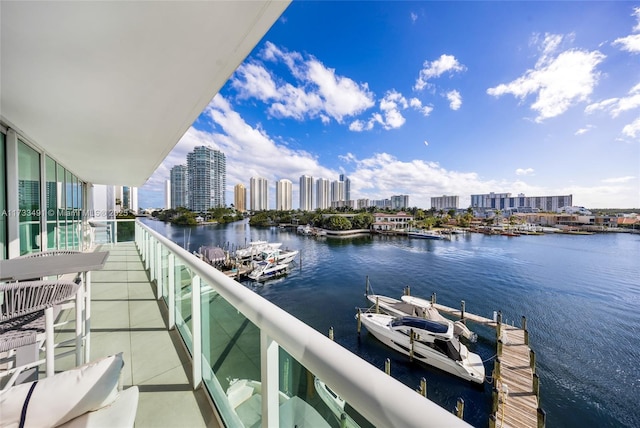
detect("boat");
top-left (226, 378), bottom-right (330, 428)
top-left (313, 377), bottom-right (360, 428)
top-left (235, 241), bottom-right (282, 259)
top-left (406, 230), bottom-right (445, 240)
top-left (259, 248), bottom-right (299, 265)
top-left (248, 260), bottom-right (290, 281)
top-left (297, 224), bottom-right (313, 235)
top-left (358, 312), bottom-right (485, 384)
top-left (366, 294), bottom-right (477, 342)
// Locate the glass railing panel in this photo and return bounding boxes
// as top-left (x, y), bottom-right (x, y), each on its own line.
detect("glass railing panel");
top-left (160, 245), bottom-right (169, 303)
top-left (278, 348), bottom-right (375, 428)
top-left (115, 219), bottom-right (136, 242)
top-left (174, 255), bottom-right (194, 353)
top-left (200, 279), bottom-right (261, 427)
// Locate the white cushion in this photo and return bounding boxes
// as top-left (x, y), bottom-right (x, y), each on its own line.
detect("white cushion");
top-left (56, 386), bottom-right (139, 428)
top-left (0, 353), bottom-right (123, 428)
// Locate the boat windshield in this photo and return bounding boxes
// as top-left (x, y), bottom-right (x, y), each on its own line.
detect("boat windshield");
top-left (433, 338), bottom-right (462, 361)
top-left (390, 317), bottom-right (449, 334)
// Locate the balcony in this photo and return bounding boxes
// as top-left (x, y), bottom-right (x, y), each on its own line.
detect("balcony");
top-left (44, 219), bottom-right (468, 427)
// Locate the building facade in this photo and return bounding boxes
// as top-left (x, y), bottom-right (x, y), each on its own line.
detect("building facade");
top-left (234, 183), bottom-right (247, 212)
top-left (250, 177), bottom-right (269, 211)
top-left (340, 174), bottom-right (351, 202)
top-left (431, 195), bottom-right (459, 211)
top-left (276, 179), bottom-right (292, 211)
top-left (390, 195), bottom-right (409, 210)
top-left (299, 175), bottom-right (314, 211)
top-left (170, 165), bottom-right (188, 209)
top-left (316, 178), bottom-right (331, 210)
top-left (186, 146), bottom-right (226, 212)
top-left (331, 180), bottom-right (344, 203)
top-left (471, 192), bottom-right (573, 212)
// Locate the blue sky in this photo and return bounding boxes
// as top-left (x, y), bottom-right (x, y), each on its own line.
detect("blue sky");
top-left (139, 1), bottom-right (640, 210)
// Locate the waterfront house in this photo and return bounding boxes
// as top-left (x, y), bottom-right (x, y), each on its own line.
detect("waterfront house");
top-left (372, 211), bottom-right (415, 232)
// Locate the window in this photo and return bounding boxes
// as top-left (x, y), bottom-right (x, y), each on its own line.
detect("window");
top-left (0, 133), bottom-right (6, 259)
top-left (18, 140), bottom-right (41, 255)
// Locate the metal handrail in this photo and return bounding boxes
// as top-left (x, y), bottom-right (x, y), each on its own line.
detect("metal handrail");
top-left (136, 220), bottom-right (469, 427)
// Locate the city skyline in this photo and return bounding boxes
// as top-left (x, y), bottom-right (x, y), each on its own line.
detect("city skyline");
top-left (139, 2), bottom-right (640, 209)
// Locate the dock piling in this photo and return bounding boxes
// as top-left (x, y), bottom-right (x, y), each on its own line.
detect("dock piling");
top-left (537, 408), bottom-right (546, 428)
top-left (409, 329), bottom-right (415, 362)
top-left (329, 327), bottom-right (334, 341)
top-left (533, 372), bottom-right (540, 399)
top-left (385, 358), bottom-right (391, 375)
top-left (340, 413), bottom-right (348, 428)
top-left (419, 377), bottom-right (427, 397)
top-left (357, 309), bottom-right (361, 335)
top-left (497, 339), bottom-right (503, 357)
top-left (431, 292), bottom-right (436, 305)
top-left (461, 300), bottom-right (465, 320)
top-left (530, 349), bottom-right (536, 373)
top-left (455, 398), bottom-right (465, 419)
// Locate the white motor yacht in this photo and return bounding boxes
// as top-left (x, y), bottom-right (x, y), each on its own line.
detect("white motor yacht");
top-left (358, 313), bottom-right (485, 384)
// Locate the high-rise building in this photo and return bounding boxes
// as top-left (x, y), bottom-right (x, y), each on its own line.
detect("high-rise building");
top-left (340, 174), bottom-right (351, 202)
top-left (250, 177), bottom-right (268, 211)
top-left (316, 178), bottom-right (331, 210)
top-left (470, 192), bottom-right (572, 212)
top-left (234, 183), bottom-right (247, 212)
top-left (170, 165), bottom-right (188, 209)
top-left (431, 195), bottom-right (459, 211)
top-left (186, 146), bottom-right (226, 212)
top-left (390, 195), bottom-right (409, 210)
top-left (276, 179), bottom-right (292, 211)
top-left (299, 175), bottom-right (314, 211)
top-left (331, 180), bottom-right (344, 203)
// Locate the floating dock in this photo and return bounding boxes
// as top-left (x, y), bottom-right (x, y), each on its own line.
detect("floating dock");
top-left (429, 297), bottom-right (544, 428)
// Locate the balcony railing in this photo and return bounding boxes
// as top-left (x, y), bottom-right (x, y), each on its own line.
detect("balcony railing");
top-left (135, 220), bottom-right (469, 428)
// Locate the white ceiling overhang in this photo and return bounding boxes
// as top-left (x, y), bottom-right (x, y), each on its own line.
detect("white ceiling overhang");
top-left (0, 1), bottom-right (289, 186)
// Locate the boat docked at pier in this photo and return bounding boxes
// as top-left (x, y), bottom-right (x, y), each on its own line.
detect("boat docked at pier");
top-left (358, 312), bottom-right (485, 384)
top-left (248, 260), bottom-right (290, 281)
top-left (366, 294), bottom-right (477, 342)
top-left (406, 229), bottom-right (446, 240)
top-left (235, 240), bottom-right (282, 259)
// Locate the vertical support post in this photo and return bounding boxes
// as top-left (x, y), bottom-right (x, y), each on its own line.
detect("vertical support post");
top-left (357, 309), bottom-right (361, 335)
top-left (84, 271), bottom-right (92, 363)
top-left (155, 241), bottom-right (162, 297)
top-left (455, 398), bottom-right (465, 419)
top-left (75, 286), bottom-right (83, 366)
top-left (524, 329), bottom-right (530, 346)
top-left (45, 307), bottom-right (55, 377)
top-left (385, 358), bottom-right (391, 375)
top-left (522, 315), bottom-right (527, 331)
top-left (191, 275), bottom-right (202, 389)
top-left (491, 387), bottom-right (499, 414)
top-left (419, 377), bottom-right (427, 397)
top-left (329, 327), bottom-right (334, 341)
top-left (144, 232), bottom-right (150, 270)
top-left (260, 331), bottom-right (279, 428)
top-left (340, 413), bottom-right (347, 428)
top-left (494, 358), bottom-right (501, 380)
top-left (375, 296), bottom-right (379, 314)
top-left (533, 372), bottom-right (540, 400)
top-left (409, 329), bottom-right (415, 362)
top-left (405, 286), bottom-right (410, 296)
top-left (431, 292), bottom-right (436, 305)
top-left (497, 339), bottom-right (503, 357)
top-left (460, 300), bottom-right (465, 320)
top-left (537, 408), bottom-right (546, 428)
top-left (168, 253), bottom-right (175, 329)
top-left (530, 349), bottom-right (536, 373)
top-left (489, 414), bottom-right (497, 428)
top-left (365, 275), bottom-right (369, 296)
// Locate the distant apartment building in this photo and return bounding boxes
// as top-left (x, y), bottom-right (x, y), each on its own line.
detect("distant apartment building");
top-left (431, 195), bottom-right (459, 211)
top-left (471, 192), bottom-right (572, 212)
top-left (164, 180), bottom-right (171, 209)
top-left (115, 186), bottom-right (138, 213)
top-left (234, 183), bottom-right (247, 212)
top-left (276, 179), bottom-right (292, 211)
top-left (340, 174), bottom-right (351, 201)
top-left (299, 175), bottom-right (314, 211)
top-left (390, 195), bottom-right (409, 210)
top-left (357, 199), bottom-right (370, 209)
top-left (250, 177), bottom-right (268, 211)
top-left (372, 199), bottom-right (391, 209)
top-left (331, 180), bottom-right (344, 203)
top-left (316, 178), bottom-right (331, 210)
top-left (170, 164), bottom-right (188, 209)
top-left (186, 146), bottom-right (226, 212)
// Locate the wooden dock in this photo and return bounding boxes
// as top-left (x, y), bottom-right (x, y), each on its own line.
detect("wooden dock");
top-left (430, 300), bottom-right (544, 428)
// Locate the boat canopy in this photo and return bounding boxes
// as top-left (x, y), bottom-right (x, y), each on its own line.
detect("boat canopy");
top-left (391, 317), bottom-right (449, 334)
top-left (199, 246), bottom-right (226, 264)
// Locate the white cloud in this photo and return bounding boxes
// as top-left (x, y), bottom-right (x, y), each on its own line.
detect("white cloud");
top-left (515, 168), bottom-right (535, 176)
top-left (411, 12), bottom-right (418, 23)
top-left (409, 97), bottom-right (433, 116)
top-left (231, 42), bottom-right (375, 124)
top-left (585, 82), bottom-right (640, 118)
top-left (622, 116), bottom-right (640, 138)
top-left (613, 7), bottom-right (640, 53)
top-left (446, 90), bottom-right (462, 110)
top-left (602, 176), bottom-right (636, 184)
top-left (350, 90), bottom-right (434, 132)
top-left (575, 125), bottom-right (594, 135)
top-left (487, 33), bottom-right (605, 122)
top-left (414, 54), bottom-right (466, 91)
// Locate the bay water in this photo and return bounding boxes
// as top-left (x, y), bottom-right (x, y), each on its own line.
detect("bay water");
top-left (141, 218), bottom-right (640, 428)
